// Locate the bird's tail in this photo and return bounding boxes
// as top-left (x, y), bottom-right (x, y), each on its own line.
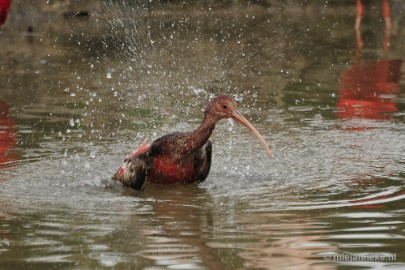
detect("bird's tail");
top-left (112, 144), bottom-right (150, 190)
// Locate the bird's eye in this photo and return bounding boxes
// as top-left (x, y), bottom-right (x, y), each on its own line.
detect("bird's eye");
top-left (223, 105), bottom-right (227, 109)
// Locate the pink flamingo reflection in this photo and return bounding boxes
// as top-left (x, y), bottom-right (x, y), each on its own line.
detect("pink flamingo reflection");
top-left (0, 0), bottom-right (11, 26)
top-left (355, 0), bottom-right (391, 51)
top-left (340, 1), bottom-right (403, 209)
top-left (0, 100), bottom-right (17, 169)
top-left (337, 59), bottom-right (402, 120)
top-left (337, 0), bottom-right (402, 123)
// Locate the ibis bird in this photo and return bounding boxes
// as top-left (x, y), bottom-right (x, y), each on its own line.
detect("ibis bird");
top-left (112, 95), bottom-right (272, 190)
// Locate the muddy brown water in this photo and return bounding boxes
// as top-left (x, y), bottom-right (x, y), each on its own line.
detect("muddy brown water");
top-left (0, 1), bottom-right (404, 269)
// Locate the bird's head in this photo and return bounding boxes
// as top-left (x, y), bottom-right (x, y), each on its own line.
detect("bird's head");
top-left (207, 95), bottom-right (238, 119)
top-left (206, 95), bottom-right (272, 158)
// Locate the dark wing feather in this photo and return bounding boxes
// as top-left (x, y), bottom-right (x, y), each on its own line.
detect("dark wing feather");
top-left (193, 140), bottom-right (212, 183)
top-left (112, 151), bottom-right (153, 191)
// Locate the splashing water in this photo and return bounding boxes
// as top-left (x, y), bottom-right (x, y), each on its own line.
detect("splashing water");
top-left (0, 1), bottom-right (404, 269)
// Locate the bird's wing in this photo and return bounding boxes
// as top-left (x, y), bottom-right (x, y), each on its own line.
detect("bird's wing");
top-left (112, 145), bottom-right (153, 191)
top-left (193, 140), bottom-right (212, 183)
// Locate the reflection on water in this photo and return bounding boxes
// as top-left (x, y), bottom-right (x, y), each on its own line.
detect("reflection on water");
top-left (0, 1), bottom-right (404, 269)
top-left (337, 59), bottom-right (402, 120)
top-left (0, 100), bottom-right (17, 169)
top-left (338, 3), bottom-right (402, 123)
top-left (355, 0), bottom-right (391, 51)
top-left (0, 0), bottom-right (11, 26)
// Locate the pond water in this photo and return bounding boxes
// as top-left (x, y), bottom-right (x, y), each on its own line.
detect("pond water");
top-left (0, 1), bottom-right (404, 269)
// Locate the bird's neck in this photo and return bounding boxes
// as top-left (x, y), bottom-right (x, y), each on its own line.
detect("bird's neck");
top-left (166, 112), bottom-right (218, 161)
top-left (192, 113), bottom-right (217, 143)
top-left (175, 113), bottom-right (216, 158)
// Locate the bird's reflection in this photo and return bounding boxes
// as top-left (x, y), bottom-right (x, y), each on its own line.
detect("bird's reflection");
top-left (337, 59), bottom-right (402, 120)
top-left (113, 185), bottom-right (336, 269)
top-left (339, 0), bottom-right (403, 209)
top-left (0, 100), bottom-right (17, 170)
top-left (0, 0), bottom-right (11, 26)
top-left (109, 185), bottom-right (229, 269)
top-left (337, 0), bottom-right (402, 124)
top-left (355, 0), bottom-right (391, 51)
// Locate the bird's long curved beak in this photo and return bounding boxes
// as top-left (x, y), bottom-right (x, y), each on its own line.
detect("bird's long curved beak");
top-left (231, 110), bottom-right (272, 159)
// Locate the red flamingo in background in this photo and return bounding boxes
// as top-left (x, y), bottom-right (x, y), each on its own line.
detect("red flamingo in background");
top-left (0, 0), bottom-right (11, 26)
top-left (337, 0), bottom-right (402, 124)
top-left (113, 95), bottom-right (272, 190)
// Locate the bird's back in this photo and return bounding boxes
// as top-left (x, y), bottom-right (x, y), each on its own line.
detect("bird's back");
top-left (112, 133), bottom-right (212, 189)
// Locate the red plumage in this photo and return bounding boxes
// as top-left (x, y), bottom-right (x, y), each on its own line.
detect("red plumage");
top-left (112, 95), bottom-right (271, 190)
